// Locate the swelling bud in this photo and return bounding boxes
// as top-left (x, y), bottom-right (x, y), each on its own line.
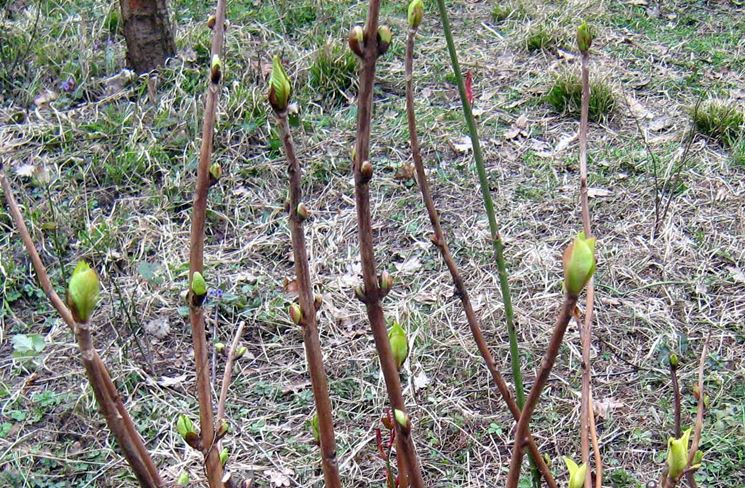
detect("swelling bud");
top-left (666, 428), bottom-right (692, 479)
top-left (289, 303), bottom-right (303, 325)
top-left (209, 162), bottom-right (222, 186)
top-left (67, 261), bottom-right (100, 323)
top-left (191, 271), bottom-right (207, 306)
top-left (563, 457), bottom-right (588, 488)
top-left (310, 413), bottom-right (320, 444)
top-left (210, 54), bottom-right (222, 84)
top-left (377, 26), bottom-right (393, 56)
top-left (562, 231), bottom-right (596, 297)
top-left (408, 0), bottom-right (424, 29)
top-left (388, 321), bottom-right (409, 371)
top-left (268, 55), bottom-right (292, 112)
top-left (576, 20), bottom-right (593, 54)
top-left (348, 26), bottom-right (365, 57)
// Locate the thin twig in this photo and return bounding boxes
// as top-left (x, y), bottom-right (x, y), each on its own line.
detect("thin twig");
top-left (670, 361), bottom-right (682, 438)
top-left (687, 333), bottom-right (709, 466)
top-left (187, 1), bottom-right (228, 485)
top-left (2, 171), bottom-right (162, 487)
top-left (216, 321), bottom-right (246, 423)
top-left (505, 293), bottom-right (579, 488)
top-left (350, 2), bottom-right (425, 486)
top-left (404, 23), bottom-right (556, 488)
top-left (276, 108), bottom-right (342, 488)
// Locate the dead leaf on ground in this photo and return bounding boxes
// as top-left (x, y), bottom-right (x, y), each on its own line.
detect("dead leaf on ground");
top-left (394, 257), bottom-right (422, 274)
top-left (450, 136), bottom-right (472, 153)
top-left (414, 370), bottom-right (431, 391)
top-left (265, 468), bottom-right (293, 487)
top-left (587, 187), bottom-right (612, 198)
top-left (157, 374), bottom-right (187, 387)
top-left (594, 397), bottom-right (624, 418)
top-left (394, 163), bottom-right (416, 181)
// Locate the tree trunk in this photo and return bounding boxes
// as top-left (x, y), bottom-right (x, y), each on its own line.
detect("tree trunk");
top-left (120, 0), bottom-right (176, 73)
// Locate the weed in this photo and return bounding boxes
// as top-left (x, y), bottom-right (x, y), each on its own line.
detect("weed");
top-left (690, 99), bottom-right (744, 147)
top-left (492, 2), bottom-right (529, 23)
top-left (525, 24), bottom-right (558, 51)
top-left (546, 71), bottom-right (616, 121)
top-left (308, 42), bottom-right (358, 105)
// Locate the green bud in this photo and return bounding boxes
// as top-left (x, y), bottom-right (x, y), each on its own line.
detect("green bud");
top-left (67, 261), bottom-right (100, 323)
top-left (310, 413), bottom-right (320, 444)
top-left (378, 270), bottom-right (393, 294)
top-left (669, 353), bottom-right (679, 369)
top-left (348, 26), bottom-right (365, 57)
top-left (207, 15), bottom-right (216, 30)
top-left (393, 409), bottom-right (409, 428)
top-left (214, 342), bottom-right (226, 354)
top-left (191, 272), bottom-right (207, 306)
top-left (176, 472), bottom-right (190, 486)
top-left (666, 428), bottom-right (692, 479)
top-left (296, 203), bottom-right (310, 221)
top-left (408, 0), bottom-right (424, 29)
top-left (563, 457), bottom-right (588, 488)
top-left (360, 160), bottom-right (373, 183)
top-left (209, 162), bottom-right (222, 184)
top-left (219, 447), bottom-right (229, 467)
top-left (176, 414), bottom-right (195, 439)
top-left (576, 20), bottom-right (593, 54)
top-left (562, 232), bottom-right (596, 297)
top-left (289, 303), bottom-right (303, 325)
top-left (388, 321), bottom-right (409, 371)
top-left (377, 25), bottom-right (393, 56)
top-left (210, 54), bottom-right (222, 84)
top-left (216, 419), bottom-right (229, 438)
top-left (313, 293), bottom-right (323, 311)
top-left (268, 54), bottom-right (292, 112)
top-left (354, 285), bottom-right (366, 302)
top-left (691, 450), bottom-right (704, 470)
top-left (234, 345), bottom-right (247, 359)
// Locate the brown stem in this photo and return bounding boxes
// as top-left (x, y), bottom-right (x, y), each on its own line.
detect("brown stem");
top-left (351, 3), bottom-right (424, 487)
top-left (2, 172), bottom-right (163, 487)
top-left (275, 112), bottom-right (342, 487)
top-left (404, 27), bottom-right (556, 488)
top-left (506, 293), bottom-right (579, 488)
top-left (578, 49), bottom-right (601, 488)
top-left (217, 321), bottom-right (246, 423)
top-left (670, 363), bottom-right (682, 438)
top-left (186, 1), bottom-right (228, 486)
top-left (686, 334), bottom-right (709, 482)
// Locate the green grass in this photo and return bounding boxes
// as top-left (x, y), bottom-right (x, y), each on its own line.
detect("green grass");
top-left (492, 2), bottom-right (529, 23)
top-left (690, 99), bottom-right (744, 147)
top-left (545, 71), bottom-right (616, 121)
top-left (307, 41), bottom-right (358, 105)
top-left (525, 24), bottom-right (558, 51)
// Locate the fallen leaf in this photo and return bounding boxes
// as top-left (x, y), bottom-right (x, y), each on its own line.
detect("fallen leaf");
top-left (144, 317), bottom-right (171, 339)
top-left (504, 127), bottom-right (521, 140)
top-left (450, 136), bottom-right (472, 153)
top-left (413, 370), bottom-right (430, 391)
top-left (554, 133), bottom-right (577, 154)
top-left (394, 163), bottom-right (416, 181)
top-left (587, 187), bottom-right (612, 198)
top-left (515, 114), bottom-right (528, 129)
top-left (33, 89), bottom-right (58, 108)
top-left (157, 374), bottom-right (187, 387)
top-left (594, 397), bottom-right (624, 418)
top-left (14, 164), bottom-right (36, 178)
top-left (394, 257), bottom-right (421, 274)
top-left (265, 468), bottom-right (293, 487)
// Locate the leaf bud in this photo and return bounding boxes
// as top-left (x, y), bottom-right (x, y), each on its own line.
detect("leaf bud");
top-left (562, 232), bottom-right (596, 297)
top-left (219, 447), bottom-right (229, 467)
top-left (268, 54), bottom-right (292, 112)
top-left (296, 203), bottom-right (310, 221)
top-left (191, 271), bottom-right (207, 306)
top-left (388, 321), bottom-right (409, 371)
top-left (234, 346), bottom-right (247, 360)
top-left (207, 15), bottom-right (216, 30)
top-left (354, 285), bottom-right (366, 302)
top-left (313, 293), bottom-right (323, 311)
top-left (576, 20), bottom-right (593, 54)
top-left (176, 472), bottom-right (190, 486)
top-left (67, 261), bottom-right (100, 323)
top-left (216, 419), bottom-right (229, 438)
top-left (289, 303), bottom-right (303, 325)
top-left (360, 160), bottom-right (373, 183)
top-left (666, 428), bottom-right (692, 479)
top-left (210, 54), bottom-right (222, 84)
top-left (214, 342), bottom-right (226, 354)
top-left (310, 413), bottom-right (320, 444)
top-left (378, 270), bottom-right (393, 295)
top-left (209, 162), bottom-right (222, 186)
top-left (348, 25), bottom-right (365, 57)
top-left (563, 457), bottom-right (588, 488)
top-left (377, 25), bottom-right (393, 56)
top-left (381, 410), bottom-right (394, 430)
top-left (393, 409), bottom-right (409, 431)
top-left (669, 353), bottom-right (679, 369)
top-left (408, 0), bottom-right (424, 29)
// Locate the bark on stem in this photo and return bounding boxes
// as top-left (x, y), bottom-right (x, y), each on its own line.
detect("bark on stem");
top-left (276, 113), bottom-right (342, 488)
top-left (217, 321), bottom-right (246, 423)
top-left (186, 1), bottom-right (227, 486)
top-left (1, 172), bottom-right (163, 487)
top-left (404, 27), bottom-right (556, 488)
top-left (505, 294), bottom-right (579, 488)
top-left (351, 2), bottom-right (425, 486)
top-left (578, 49), bottom-right (601, 488)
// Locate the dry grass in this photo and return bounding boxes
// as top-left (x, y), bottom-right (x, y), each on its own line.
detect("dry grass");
top-left (1, 0), bottom-right (744, 487)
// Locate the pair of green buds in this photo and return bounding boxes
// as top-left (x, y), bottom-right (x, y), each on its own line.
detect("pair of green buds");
top-left (348, 25), bottom-right (393, 58)
top-left (563, 457), bottom-right (588, 488)
top-left (667, 428), bottom-right (703, 480)
top-left (214, 341), bottom-right (247, 359)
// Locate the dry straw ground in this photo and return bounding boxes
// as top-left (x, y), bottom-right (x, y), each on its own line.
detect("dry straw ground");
top-left (1, 0), bottom-right (743, 487)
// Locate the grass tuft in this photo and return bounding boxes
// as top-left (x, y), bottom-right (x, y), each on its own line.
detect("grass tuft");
top-left (492, 2), bottom-right (529, 23)
top-left (308, 41), bottom-right (358, 105)
top-left (690, 99), bottom-right (744, 147)
top-left (545, 71), bottom-right (616, 121)
top-left (525, 24), bottom-right (558, 51)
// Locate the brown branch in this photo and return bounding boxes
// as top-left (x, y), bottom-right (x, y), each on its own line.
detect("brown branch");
top-left (187, 1), bottom-right (228, 486)
top-left (505, 293), bottom-right (579, 488)
top-left (687, 334), bottom-right (709, 467)
top-left (217, 321), bottom-right (246, 423)
top-left (670, 360), bottom-right (682, 438)
top-left (1, 172), bottom-right (162, 487)
top-left (404, 26), bottom-right (556, 488)
top-left (275, 111), bottom-right (342, 487)
top-left (578, 48), bottom-right (601, 488)
top-left (351, 3), bottom-right (424, 487)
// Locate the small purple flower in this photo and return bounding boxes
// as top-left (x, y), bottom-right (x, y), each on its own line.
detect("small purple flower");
top-left (60, 77), bottom-right (76, 93)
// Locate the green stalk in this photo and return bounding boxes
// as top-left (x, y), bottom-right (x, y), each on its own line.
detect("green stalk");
top-left (434, 1), bottom-right (537, 484)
